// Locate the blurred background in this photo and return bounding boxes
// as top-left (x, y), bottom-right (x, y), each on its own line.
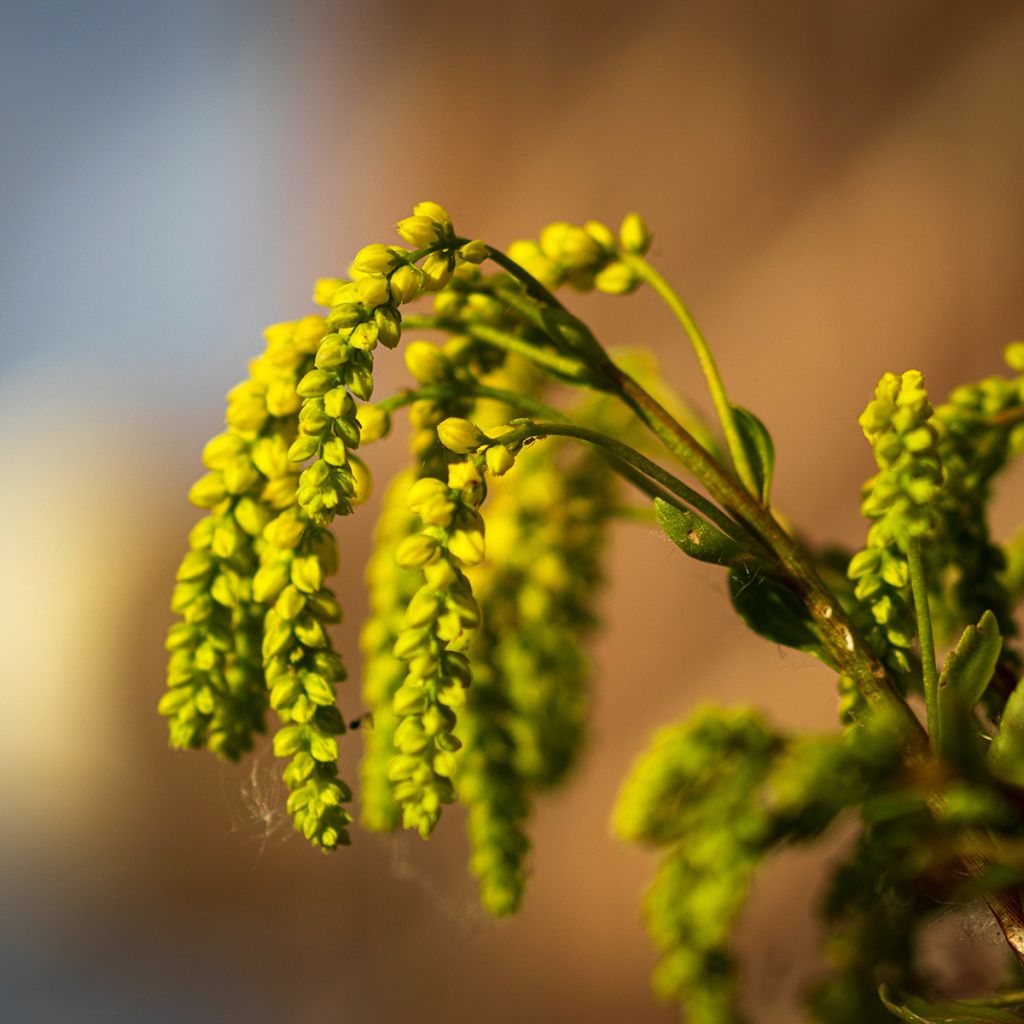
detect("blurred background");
top-left (3, 0), bottom-right (1024, 1020)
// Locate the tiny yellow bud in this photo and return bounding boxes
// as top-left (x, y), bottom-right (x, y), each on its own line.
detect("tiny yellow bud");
top-left (413, 201), bottom-right (452, 227)
top-left (395, 534), bottom-right (441, 569)
top-left (352, 244), bottom-right (402, 276)
top-left (404, 341), bottom-right (449, 384)
top-left (388, 264), bottom-right (424, 305)
top-left (357, 404), bottom-right (391, 444)
top-left (396, 215), bottom-right (442, 247)
top-left (202, 432), bottom-right (248, 471)
top-left (188, 472), bottom-right (228, 509)
top-left (354, 275), bottom-right (390, 308)
top-left (485, 445), bottom-right (515, 476)
top-left (446, 461), bottom-right (483, 492)
top-left (264, 513), bottom-right (305, 549)
top-left (222, 455), bottom-right (259, 495)
top-left (594, 261), bottom-right (638, 295)
top-left (407, 477), bottom-right (449, 512)
top-left (584, 220), bottom-right (616, 250)
top-left (313, 277), bottom-right (344, 307)
top-left (448, 528), bottom-right (485, 566)
top-left (437, 417), bottom-right (486, 454)
top-left (421, 251), bottom-right (454, 291)
top-left (290, 555), bottom-right (323, 594)
top-left (349, 456), bottom-right (371, 504)
top-left (296, 369), bottom-right (334, 398)
top-left (348, 321), bottom-right (379, 351)
top-left (1005, 341), bottom-right (1024, 372)
top-left (620, 212), bottom-right (651, 255)
top-left (253, 561), bottom-right (291, 603)
top-left (456, 239), bottom-right (488, 265)
top-left (287, 435), bottom-right (321, 462)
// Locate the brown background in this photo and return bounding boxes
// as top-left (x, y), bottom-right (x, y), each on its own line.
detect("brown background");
top-left (3, 1), bottom-right (1024, 1020)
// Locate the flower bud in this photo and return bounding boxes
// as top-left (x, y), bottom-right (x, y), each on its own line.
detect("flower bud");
top-left (358, 404), bottom-right (391, 444)
top-left (421, 251), bottom-right (454, 291)
top-left (348, 321), bottom-right (379, 351)
top-left (355, 275), bottom-right (390, 307)
top-left (1005, 341), bottom-right (1024, 372)
top-left (486, 445), bottom-right (515, 476)
top-left (352, 243), bottom-right (402, 276)
top-left (389, 264), bottom-right (424, 305)
top-left (448, 528), bottom-right (485, 566)
top-left (620, 212), bottom-right (651, 254)
top-left (312, 277), bottom-right (344, 307)
top-left (457, 240), bottom-right (488, 265)
top-left (405, 341), bottom-right (449, 384)
top-left (437, 417), bottom-right (487, 454)
top-left (595, 261), bottom-right (638, 295)
top-left (189, 473), bottom-right (228, 509)
top-left (374, 305), bottom-right (402, 349)
top-left (395, 534), bottom-right (441, 569)
top-left (296, 369), bottom-right (334, 398)
top-left (584, 219), bottom-right (616, 251)
top-left (396, 215), bottom-right (442, 247)
top-left (202, 432), bottom-right (248, 470)
top-left (413, 200), bottom-right (452, 229)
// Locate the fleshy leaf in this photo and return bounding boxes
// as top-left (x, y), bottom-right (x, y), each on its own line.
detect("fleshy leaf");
top-left (731, 404), bottom-right (775, 504)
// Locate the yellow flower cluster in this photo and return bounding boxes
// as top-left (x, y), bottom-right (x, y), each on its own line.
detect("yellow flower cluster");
top-left (162, 316), bottom-right (354, 847)
top-left (359, 471), bottom-right (420, 834)
top-left (507, 212), bottom-right (650, 294)
top-left (293, 202), bottom-right (481, 526)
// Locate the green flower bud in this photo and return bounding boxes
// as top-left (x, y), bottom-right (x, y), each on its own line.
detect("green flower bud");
top-left (287, 435), bottom-right (321, 463)
top-left (296, 369), bottom-right (334, 398)
top-left (457, 240), bottom-right (488, 265)
top-left (374, 305), bottom-right (402, 349)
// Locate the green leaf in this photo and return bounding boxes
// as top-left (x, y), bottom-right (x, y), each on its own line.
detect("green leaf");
top-left (940, 611), bottom-right (1002, 712)
top-left (937, 611), bottom-right (1001, 761)
top-left (879, 984), bottom-right (1024, 1022)
top-left (988, 675), bottom-right (1024, 787)
top-left (730, 404), bottom-right (775, 504)
top-left (728, 569), bottom-right (831, 666)
top-left (654, 498), bottom-right (762, 568)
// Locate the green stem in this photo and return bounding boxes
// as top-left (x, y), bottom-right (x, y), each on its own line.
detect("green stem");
top-left (906, 536), bottom-right (939, 750)
top-left (402, 315), bottom-right (594, 384)
top-left (377, 385), bottom-right (693, 518)
top-left (622, 252), bottom-right (760, 499)
top-left (484, 245), bottom-right (567, 311)
top-left (490, 421), bottom-right (756, 542)
top-left (601, 360), bottom-right (926, 743)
